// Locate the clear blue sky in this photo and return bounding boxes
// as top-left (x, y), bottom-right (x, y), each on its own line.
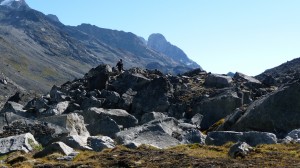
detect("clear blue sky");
top-left (26, 0), bottom-right (300, 76)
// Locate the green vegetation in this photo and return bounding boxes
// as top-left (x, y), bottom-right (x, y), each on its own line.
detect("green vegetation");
top-left (2, 143), bottom-right (300, 167)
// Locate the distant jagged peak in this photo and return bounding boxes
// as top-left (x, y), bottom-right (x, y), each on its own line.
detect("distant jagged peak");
top-left (0, 0), bottom-right (29, 9)
top-left (147, 33), bottom-right (201, 69)
top-left (46, 14), bottom-right (60, 23)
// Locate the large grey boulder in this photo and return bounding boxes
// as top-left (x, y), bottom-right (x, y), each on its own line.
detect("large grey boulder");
top-left (0, 133), bottom-right (39, 154)
top-left (87, 136), bottom-right (115, 152)
top-left (228, 142), bottom-right (253, 159)
top-left (0, 101), bottom-right (26, 114)
top-left (39, 113), bottom-right (90, 137)
top-left (181, 129), bottom-right (206, 144)
top-left (85, 107), bottom-right (137, 129)
top-left (282, 129), bottom-right (300, 143)
top-left (141, 112), bottom-right (168, 124)
top-left (205, 131), bottom-right (277, 146)
top-left (24, 97), bottom-right (49, 111)
top-left (34, 142), bottom-right (75, 158)
top-left (110, 71), bottom-right (151, 94)
top-left (0, 118), bottom-right (69, 146)
top-left (0, 112), bottom-right (70, 145)
top-left (82, 108), bottom-right (120, 137)
top-left (80, 96), bottom-right (103, 110)
top-left (216, 109), bottom-right (244, 131)
top-left (115, 124), bottom-right (181, 149)
top-left (61, 135), bottom-right (91, 150)
top-left (229, 82), bottom-right (300, 137)
top-left (116, 117), bottom-right (184, 148)
top-left (132, 77), bottom-right (173, 118)
top-left (119, 89), bottom-right (137, 111)
top-left (192, 91), bottom-right (242, 130)
top-left (204, 74), bottom-right (233, 88)
top-left (234, 72), bottom-right (263, 88)
top-left (99, 90), bottom-right (121, 108)
top-left (115, 117), bottom-right (198, 149)
top-left (84, 64), bottom-right (112, 91)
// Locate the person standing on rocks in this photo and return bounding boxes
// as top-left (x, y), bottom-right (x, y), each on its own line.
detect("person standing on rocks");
top-left (116, 59), bottom-right (124, 73)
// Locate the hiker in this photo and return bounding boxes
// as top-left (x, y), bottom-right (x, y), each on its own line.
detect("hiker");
top-left (116, 59), bottom-right (123, 72)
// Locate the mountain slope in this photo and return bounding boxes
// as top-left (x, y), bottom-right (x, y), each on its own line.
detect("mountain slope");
top-left (0, 3), bottom-right (202, 93)
top-left (256, 58), bottom-right (300, 85)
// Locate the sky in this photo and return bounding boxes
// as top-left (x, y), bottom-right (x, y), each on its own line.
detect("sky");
top-left (26, 0), bottom-right (300, 76)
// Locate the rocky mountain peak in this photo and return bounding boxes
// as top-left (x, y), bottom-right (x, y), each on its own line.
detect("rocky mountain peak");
top-left (0, 0), bottom-right (29, 9)
top-left (46, 14), bottom-right (60, 23)
top-left (147, 33), bottom-right (201, 69)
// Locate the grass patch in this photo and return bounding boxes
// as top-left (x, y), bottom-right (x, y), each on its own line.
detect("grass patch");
top-left (28, 138), bottom-right (43, 152)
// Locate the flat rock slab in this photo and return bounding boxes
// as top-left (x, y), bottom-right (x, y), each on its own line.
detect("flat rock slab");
top-left (0, 133), bottom-right (39, 154)
top-left (116, 124), bottom-right (180, 149)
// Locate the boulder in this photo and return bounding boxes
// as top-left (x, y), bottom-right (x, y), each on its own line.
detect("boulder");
top-left (190, 113), bottom-right (203, 128)
top-left (24, 97), bottom-right (49, 111)
top-left (181, 129), bottom-right (206, 144)
top-left (282, 129), bottom-right (300, 143)
top-left (229, 82), bottom-right (300, 138)
top-left (228, 142), bottom-right (253, 158)
top-left (85, 107), bottom-right (137, 129)
top-left (182, 68), bottom-right (204, 77)
top-left (34, 142), bottom-right (74, 158)
top-left (50, 85), bottom-right (67, 102)
top-left (43, 101), bottom-right (70, 116)
top-left (0, 101), bottom-right (26, 114)
top-left (0, 118), bottom-right (69, 146)
top-left (141, 112), bottom-right (168, 124)
top-left (192, 91), bottom-right (242, 130)
top-left (205, 131), bottom-right (277, 146)
top-left (87, 136), bottom-right (115, 152)
top-left (234, 72), bottom-right (263, 88)
top-left (61, 135), bottom-right (91, 150)
top-left (84, 64), bottom-right (112, 91)
top-left (115, 124), bottom-right (181, 149)
top-left (216, 109), bottom-right (244, 131)
top-left (99, 90), bottom-right (121, 108)
top-left (82, 108), bottom-right (120, 137)
top-left (132, 77), bottom-right (173, 118)
top-left (80, 96), bottom-right (103, 110)
top-left (0, 133), bottom-right (39, 154)
top-left (39, 113), bottom-right (90, 137)
top-left (115, 117), bottom-right (195, 149)
top-left (118, 89), bottom-right (137, 111)
top-left (110, 71), bottom-right (150, 94)
top-left (204, 74), bottom-right (233, 88)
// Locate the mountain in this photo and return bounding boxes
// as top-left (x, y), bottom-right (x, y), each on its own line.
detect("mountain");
top-left (256, 58), bottom-right (300, 86)
top-left (147, 33), bottom-right (201, 70)
top-left (0, 0), bottom-right (29, 9)
top-left (0, 2), bottom-right (202, 93)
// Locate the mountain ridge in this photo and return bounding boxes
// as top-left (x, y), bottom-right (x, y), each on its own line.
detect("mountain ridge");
top-left (0, 4), bottom-right (201, 93)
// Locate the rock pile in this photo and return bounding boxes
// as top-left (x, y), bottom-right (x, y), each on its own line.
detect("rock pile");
top-left (1, 64), bottom-right (300, 159)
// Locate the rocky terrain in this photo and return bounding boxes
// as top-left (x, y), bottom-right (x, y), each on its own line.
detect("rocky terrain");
top-left (0, 0), bottom-right (200, 93)
top-left (0, 60), bottom-right (299, 167)
top-left (2, 0), bottom-right (300, 167)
